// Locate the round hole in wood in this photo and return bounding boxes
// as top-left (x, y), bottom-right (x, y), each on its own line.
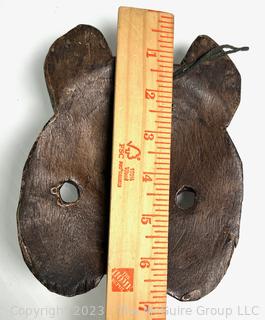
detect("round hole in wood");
top-left (175, 186), bottom-right (196, 210)
top-left (59, 181), bottom-right (80, 204)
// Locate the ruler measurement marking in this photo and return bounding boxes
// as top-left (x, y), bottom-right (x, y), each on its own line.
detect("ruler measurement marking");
top-left (148, 151), bottom-right (170, 155)
top-left (160, 14), bottom-right (173, 19)
top-left (158, 85), bottom-right (173, 89)
top-left (158, 75), bottom-right (173, 79)
top-left (149, 109), bottom-right (171, 114)
top-left (158, 39), bottom-right (173, 44)
top-left (156, 80), bottom-right (172, 84)
top-left (152, 29), bottom-right (174, 35)
top-left (154, 162), bottom-right (170, 165)
top-left (147, 193), bottom-right (169, 196)
top-left (154, 183), bottom-right (169, 185)
top-left (159, 65), bottom-right (173, 69)
top-left (144, 130), bottom-right (171, 134)
top-left (151, 270), bottom-right (167, 273)
top-left (160, 25), bottom-right (174, 30)
top-left (151, 68), bottom-right (173, 74)
top-left (159, 45), bottom-right (174, 50)
top-left (158, 20), bottom-right (174, 25)
top-left (106, 7), bottom-right (174, 319)
top-left (160, 36), bottom-right (174, 41)
top-left (144, 171), bottom-right (170, 175)
top-left (157, 60), bottom-right (173, 64)
top-left (152, 225), bottom-right (168, 228)
top-left (140, 257), bottom-right (167, 260)
top-left (146, 235), bottom-right (168, 239)
top-left (156, 106), bottom-right (171, 109)
top-left (157, 116), bottom-right (172, 120)
top-left (147, 48), bottom-right (174, 54)
top-left (155, 120), bottom-right (171, 124)
top-left (142, 213), bottom-right (167, 216)
top-left (146, 88), bottom-right (172, 93)
top-left (158, 95), bottom-right (173, 99)
top-left (159, 55), bottom-right (173, 59)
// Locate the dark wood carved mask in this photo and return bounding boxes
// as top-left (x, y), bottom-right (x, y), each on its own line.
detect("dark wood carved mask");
top-left (17, 25), bottom-right (244, 301)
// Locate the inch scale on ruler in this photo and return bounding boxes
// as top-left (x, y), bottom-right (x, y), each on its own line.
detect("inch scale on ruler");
top-left (106, 7), bottom-right (174, 320)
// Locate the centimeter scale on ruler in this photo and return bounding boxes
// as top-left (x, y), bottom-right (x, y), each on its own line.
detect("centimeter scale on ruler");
top-left (106, 7), bottom-right (174, 320)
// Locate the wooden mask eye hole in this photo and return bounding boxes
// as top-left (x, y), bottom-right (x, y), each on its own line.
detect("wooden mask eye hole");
top-left (175, 186), bottom-right (196, 210)
top-left (59, 181), bottom-right (80, 204)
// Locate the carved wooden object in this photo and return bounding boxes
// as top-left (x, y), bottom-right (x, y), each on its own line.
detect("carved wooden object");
top-left (17, 25), bottom-right (114, 296)
top-left (17, 25), bottom-right (243, 300)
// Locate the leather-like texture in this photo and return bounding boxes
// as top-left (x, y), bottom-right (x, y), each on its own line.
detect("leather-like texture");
top-left (17, 25), bottom-right (243, 300)
top-left (168, 35), bottom-right (243, 301)
top-left (17, 25), bottom-right (114, 296)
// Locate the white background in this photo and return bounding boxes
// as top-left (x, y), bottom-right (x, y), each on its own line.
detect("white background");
top-left (0, 0), bottom-right (264, 319)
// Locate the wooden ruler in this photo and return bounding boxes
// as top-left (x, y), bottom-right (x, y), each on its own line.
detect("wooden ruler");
top-left (106, 7), bottom-right (174, 319)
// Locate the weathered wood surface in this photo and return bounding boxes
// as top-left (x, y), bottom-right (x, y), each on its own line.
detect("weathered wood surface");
top-left (17, 25), bottom-right (114, 296)
top-left (168, 35), bottom-right (243, 301)
top-left (17, 25), bottom-right (243, 300)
